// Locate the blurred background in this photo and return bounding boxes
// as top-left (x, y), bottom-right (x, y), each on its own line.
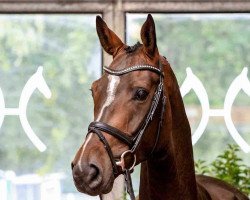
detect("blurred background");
top-left (0, 0), bottom-right (249, 199)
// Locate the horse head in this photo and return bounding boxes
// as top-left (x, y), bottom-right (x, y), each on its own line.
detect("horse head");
top-left (71, 14), bottom-right (168, 196)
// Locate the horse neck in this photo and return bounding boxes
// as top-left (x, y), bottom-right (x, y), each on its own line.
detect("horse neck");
top-left (139, 66), bottom-right (198, 200)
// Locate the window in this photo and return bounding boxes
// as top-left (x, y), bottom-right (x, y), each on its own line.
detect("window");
top-left (0, 14), bottom-right (101, 200)
top-left (0, 1), bottom-right (250, 199)
top-left (127, 12), bottom-right (250, 192)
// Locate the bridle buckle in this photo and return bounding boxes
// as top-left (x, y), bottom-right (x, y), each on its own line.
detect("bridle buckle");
top-left (116, 150), bottom-right (136, 172)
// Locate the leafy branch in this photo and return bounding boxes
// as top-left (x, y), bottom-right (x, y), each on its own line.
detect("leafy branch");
top-left (195, 144), bottom-right (250, 195)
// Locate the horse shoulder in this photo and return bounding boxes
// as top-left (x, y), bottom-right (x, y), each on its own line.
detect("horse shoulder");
top-left (196, 175), bottom-right (249, 200)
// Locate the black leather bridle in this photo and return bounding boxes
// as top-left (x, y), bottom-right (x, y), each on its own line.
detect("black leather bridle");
top-left (87, 62), bottom-right (166, 200)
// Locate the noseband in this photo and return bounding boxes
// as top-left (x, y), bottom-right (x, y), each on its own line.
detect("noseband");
top-left (87, 62), bottom-right (166, 200)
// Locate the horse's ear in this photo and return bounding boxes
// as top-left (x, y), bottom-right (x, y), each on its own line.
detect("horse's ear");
top-left (140, 14), bottom-right (158, 58)
top-left (96, 16), bottom-right (124, 56)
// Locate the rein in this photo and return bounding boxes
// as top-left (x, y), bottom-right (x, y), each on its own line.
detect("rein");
top-left (87, 62), bottom-right (166, 200)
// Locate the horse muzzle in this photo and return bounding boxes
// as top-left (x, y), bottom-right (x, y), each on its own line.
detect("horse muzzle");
top-left (71, 134), bottom-right (116, 196)
top-left (71, 161), bottom-right (105, 195)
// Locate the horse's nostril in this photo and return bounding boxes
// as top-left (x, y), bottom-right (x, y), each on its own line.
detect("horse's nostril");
top-left (89, 163), bottom-right (100, 182)
top-left (71, 162), bottom-right (75, 170)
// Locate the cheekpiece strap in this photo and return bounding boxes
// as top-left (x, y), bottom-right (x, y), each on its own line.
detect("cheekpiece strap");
top-left (131, 77), bottom-right (164, 152)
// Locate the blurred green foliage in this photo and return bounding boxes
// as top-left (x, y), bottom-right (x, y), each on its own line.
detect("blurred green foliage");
top-left (195, 144), bottom-right (250, 195)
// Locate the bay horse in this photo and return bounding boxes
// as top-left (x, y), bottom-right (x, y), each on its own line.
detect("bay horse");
top-left (71, 14), bottom-right (249, 200)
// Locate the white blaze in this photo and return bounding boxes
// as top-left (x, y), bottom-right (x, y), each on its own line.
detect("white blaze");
top-left (78, 133), bottom-right (93, 171)
top-left (96, 75), bottom-right (120, 121)
top-left (78, 75), bottom-right (120, 170)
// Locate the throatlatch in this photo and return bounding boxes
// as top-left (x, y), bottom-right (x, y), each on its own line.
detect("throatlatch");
top-left (87, 61), bottom-right (166, 200)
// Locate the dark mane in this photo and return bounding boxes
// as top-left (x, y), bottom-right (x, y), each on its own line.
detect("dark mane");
top-left (125, 42), bottom-right (142, 53)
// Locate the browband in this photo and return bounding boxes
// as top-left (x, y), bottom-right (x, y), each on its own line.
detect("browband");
top-left (103, 65), bottom-right (163, 76)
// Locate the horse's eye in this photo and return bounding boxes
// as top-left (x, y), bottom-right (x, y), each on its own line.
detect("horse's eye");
top-left (134, 88), bottom-right (149, 101)
top-left (89, 88), bottom-right (93, 96)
